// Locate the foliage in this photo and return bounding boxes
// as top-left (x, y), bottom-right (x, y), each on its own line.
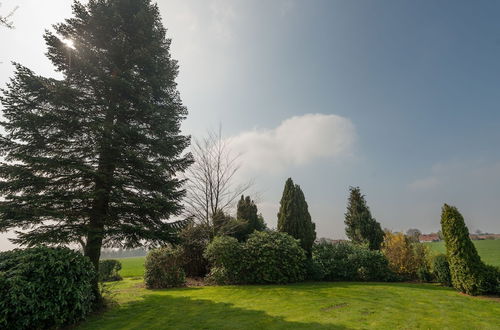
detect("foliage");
top-left (179, 223), bottom-right (210, 277)
top-left (312, 240), bottom-right (393, 281)
top-left (432, 254), bottom-right (452, 286)
top-left (205, 231), bottom-right (306, 284)
top-left (381, 231), bottom-right (430, 280)
top-left (244, 231), bottom-right (307, 284)
top-left (0, 246), bottom-right (95, 329)
top-left (236, 195), bottom-right (267, 240)
top-left (212, 210), bottom-right (249, 241)
top-left (99, 259), bottom-right (122, 282)
top-left (144, 247), bottom-right (186, 289)
top-left (344, 187), bottom-right (384, 250)
top-left (406, 228), bottom-right (422, 242)
top-left (277, 178), bottom-right (316, 257)
top-left (0, 0), bottom-right (192, 297)
top-left (204, 236), bottom-right (244, 284)
top-left (440, 204), bottom-right (499, 295)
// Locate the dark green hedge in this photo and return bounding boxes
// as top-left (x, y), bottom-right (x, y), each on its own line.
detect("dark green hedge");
top-left (205, 231), bottom-right (306, 284)
top-left (431, 254), bottom-right (452, 286)
top-left (312, 240), bottom-right (393, 281)
top-left (0, 246), bottom-right (95, 329)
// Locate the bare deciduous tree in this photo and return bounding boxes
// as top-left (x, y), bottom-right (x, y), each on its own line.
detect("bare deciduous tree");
top-left (184, 128), bottom-right (252, 227)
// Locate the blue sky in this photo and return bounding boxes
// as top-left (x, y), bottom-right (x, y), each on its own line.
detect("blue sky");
top-left (1, 0), bottom-right (499, 249)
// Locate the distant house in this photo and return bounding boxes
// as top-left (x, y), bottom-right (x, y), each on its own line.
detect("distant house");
top-left (419, 233), bottom-right (440, 242)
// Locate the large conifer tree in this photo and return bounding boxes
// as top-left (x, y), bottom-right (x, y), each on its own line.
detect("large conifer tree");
top-left (277, 178), bottom-right (316, 257)
top-left (0, 0), bottom-right (191, 289)
top-left (344, 186), bottom-right (384, 250)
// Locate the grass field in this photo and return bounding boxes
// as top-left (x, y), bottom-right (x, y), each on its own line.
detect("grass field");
top-left (83, 247), bottom-right (500, 330)
top-left (427, 239), bottom-right (500, 267)
top-left (117, 257), bottom-right (146, 278)
top-left (81, 279), bottom-right (500, 329)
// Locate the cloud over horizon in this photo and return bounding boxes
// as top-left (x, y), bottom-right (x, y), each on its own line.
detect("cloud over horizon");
top-left (228, 113), bottom-right (356, 174)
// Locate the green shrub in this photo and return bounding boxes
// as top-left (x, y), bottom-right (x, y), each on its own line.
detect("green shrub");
top-left (0, 246), bottom-right (95, 329)
top-left (179, 223), bottom-right (210, 277)
top-left (381, 231), bottom-right (431, 281)
top-left (312, 240), bottom-right (393, 281)
top-left (99, 259), bottom-right (122, 282)
top-left (431, 254), bottom-right (452, 286)
top-left (204, 236), bottom-right (244, 284)
top-left (243, 231), bottom-right (306, 284)
top-left (441, 204), bottom-right (498, 295)
top-left (144, 246), bottom-right (185, 289)
top-left (204, 231), bottom-right (306, 284)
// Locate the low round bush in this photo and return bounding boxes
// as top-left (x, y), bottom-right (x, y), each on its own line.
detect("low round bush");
top-left (312, 241), bottom-right (393, 281)
top-left (431, 254), bottom-right (452, 286)
top-left (244, 231), bottom-right (306, 284)
top-left (204, 236), bottom-right (244, 284)
top-left (99, 259), bottom-right (122, 282)
top-left (204, 231), bottom-right (306, 284)
top-left (0, 246), bottom-right (95, 329)
top-left (144, 246), bottom-right (186, 289)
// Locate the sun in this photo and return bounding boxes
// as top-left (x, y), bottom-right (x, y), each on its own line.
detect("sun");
top-left (62, 38), bottom-right (75, 49)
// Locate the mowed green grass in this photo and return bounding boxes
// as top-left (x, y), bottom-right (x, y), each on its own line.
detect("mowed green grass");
top-left (81, 252), bottom-right (500, 330)
top-left (427, 239), bottom-right (500, 267)
top-left (116, 257), bottom-right (145, 278)
top-left (81, 279), bottom-right (500, 329)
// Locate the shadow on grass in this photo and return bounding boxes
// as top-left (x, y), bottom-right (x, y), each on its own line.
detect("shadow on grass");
top-left (233, 281), bottom-right (455, 292)
top-left (81, 293), bottom-right (348, 330)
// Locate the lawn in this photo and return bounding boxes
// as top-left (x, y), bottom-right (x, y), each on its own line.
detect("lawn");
top-left (427, 239), bottom-right (500, 267)
top-left (116, 257), bottom-right (146, 278)
top-left (81, 252), bottom-right (500, 330)
top-left (81, 279), bottom-right (500, 329)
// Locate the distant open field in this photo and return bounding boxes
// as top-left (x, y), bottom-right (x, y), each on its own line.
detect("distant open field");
top-left (427, 239), bottom-right (500, 267)
top-left (116, 257), bottom-right (145, 278)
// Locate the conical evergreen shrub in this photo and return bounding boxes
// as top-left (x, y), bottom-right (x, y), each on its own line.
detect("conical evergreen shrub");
top-left (440, 204), bottom-right (499, 295)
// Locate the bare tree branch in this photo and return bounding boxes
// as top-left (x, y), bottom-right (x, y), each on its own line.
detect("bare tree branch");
top-left (0, 3), bottom-right (18, 29)
top-left (183, 128), bottom-right (253, 226)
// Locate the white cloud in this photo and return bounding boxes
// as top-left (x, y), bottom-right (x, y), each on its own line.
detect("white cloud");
top-left (228, 113), bottom-right (356, 174)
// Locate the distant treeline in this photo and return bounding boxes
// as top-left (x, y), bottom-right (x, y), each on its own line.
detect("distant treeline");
top-left (100, 247), bottom-right (148, 259)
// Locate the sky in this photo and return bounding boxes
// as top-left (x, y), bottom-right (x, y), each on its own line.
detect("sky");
top-left (1, 0), bottom-right (500, 250)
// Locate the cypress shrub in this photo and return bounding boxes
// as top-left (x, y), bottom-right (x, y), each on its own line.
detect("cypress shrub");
top-left (277, 178), bottom-right (316, 257)
top-left (440, 204), bottom-right (499, 295)
top-left (0, 247), bottom-right (95, 329)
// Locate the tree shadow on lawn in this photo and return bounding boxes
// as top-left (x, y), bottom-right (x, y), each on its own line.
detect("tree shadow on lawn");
top-left (246, 281), bottom-right (454, 292)
top-left (83, 293), bottom-right (348, 330)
